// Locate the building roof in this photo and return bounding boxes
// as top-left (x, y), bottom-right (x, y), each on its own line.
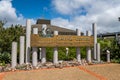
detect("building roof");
top-left (98, 32), bottom-right (120, 37)
top-left (32, 24), bottom-right (75, 33)
top-left (36, 19), bottom-right (51, 24)
top-left (32, 19), bottom-right (75, 33)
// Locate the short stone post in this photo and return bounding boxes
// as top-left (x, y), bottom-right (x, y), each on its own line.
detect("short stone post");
top-left (26, 19), bottom-right (31, 63)
top-left (92, 23), bottom-right (97, 60)
top-left (41, 48), bottom-right (46, 63)
top-left (86, 31), bottom-right (92, 63)
top-left (11, 42), bottom-right (17, 68)
top-left (76, 29), bottom-right (81, 63)
top-left (96, 43), bottom-right (100, 62)
top-left (32, 48), bottom-right (38, 66)
top-left (32, 28), bottom-right (38, 66)
top-left (66, 48), bottom-right (69, 56)
top-left (106, 50), bottom-right (110, 63)
top-left (53, 31), bottom-right (58, 64)
top-left (39, 48), bottom-right (42, 60)
top-left (19, 36), bottom-right (25, 65)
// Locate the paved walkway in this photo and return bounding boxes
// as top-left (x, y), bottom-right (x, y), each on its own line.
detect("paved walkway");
top-left (85, 63), bottom-right (120, 80)
top-left (0, 63), bottom-right (120, 80)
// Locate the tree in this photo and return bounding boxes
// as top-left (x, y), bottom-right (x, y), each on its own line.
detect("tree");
top-left (0, 23), bottom-right (25, 64)
top-left (0, 24), bottom-right (24, 53)
top-left (0, 18), bottom-right (7, 30)
top-left (98, 38), bottom-right (120, 63)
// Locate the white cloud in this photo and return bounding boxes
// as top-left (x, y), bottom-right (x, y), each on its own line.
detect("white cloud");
top-left (0, 0), bottom-right (35, 27)
top-left (52, 0), bottom-right (120, 33)
top-left (51, 18), bottom-right (74, 29)
top-left (52, 0), bottom-right (91, 15)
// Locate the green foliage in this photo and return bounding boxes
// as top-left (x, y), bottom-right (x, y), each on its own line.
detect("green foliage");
top-left (80, 47), bottom-right (86, 58)
top-left (98, 38), bottom-right (112, 51)
top-left (46, 47), bottom-right (87, 61)
top-left (58, 47), bottom-right (66, 60)
top-left (0, 20), bottom-right (24, 64)
top-left (110, 39), bottom-right (120, 61)
top-left (0, 25), bottom-right (24, 53)
top-left (46, 48), bottom-right (53, 61)
top-left (0, 52), bottom-right (11, 64)
top-left (0, 62), bottom-right (6, 66)
top-left (98, 38), bottom-right (120, 63)
top-left (111, 58), bottom-right (120, 63)
top-left (98, 38), bottom-right (113, 61)
top-left (67, 47), bottom-right (76, 60)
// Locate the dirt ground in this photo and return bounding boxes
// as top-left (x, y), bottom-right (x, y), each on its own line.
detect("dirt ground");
top-left (2, 63), bottom-right (120, 80)
top-left (85, 63), bottom-right (120, 80)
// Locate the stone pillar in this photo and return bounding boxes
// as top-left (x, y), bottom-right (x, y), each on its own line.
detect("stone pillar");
top-left (106, 50), bottom-right (110, 63)
top-left (32, 48), bottom-right (38, 66)
top-left (11, 42), bottom-right (17, 68)
top-left (86, 31), bottom-right (92, 63)
top-left (96, 43), bottom-right (100, 62)
top-left (92, 23), bottom-right (97, 60)
top-left (39, 48), bottom-right (42, 60)
top-left (53, 31), bottom-right (58, 64)
top-left (41, 48), bottom-right (46, 63)
top-left (19, 36), bottom-right (25, 65)
top-left (33, 28), bottom-right (38, 34)
top-left (32, 28), bottom-right (38, 66)
top-left (25, 19), bottom-right (31, 63)
top-left (76, 29), bottom-right (81, 63)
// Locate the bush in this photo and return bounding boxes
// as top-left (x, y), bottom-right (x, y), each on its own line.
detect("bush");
top-left (80, 47), bottom-right (86, 58)
top-left (46, 47), bottom-right (53, 61)
top-left (46, 47), bottom-right (87, 61)
top-left (101, 53), bottom-right (107, 61)
top-left (46, 47), bottom-right (77, 61)
top-left (65, 47), bottom-right (76, 60)
top-left (111, 58), bottom-right (120, 63)
top-left (58, 47), bottom-right (66, 60)
top-left (0, 52), bottom-right (11, 64)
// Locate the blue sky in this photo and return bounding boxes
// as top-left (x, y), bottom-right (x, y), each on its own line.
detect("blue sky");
top-left (12, 0), bottom-right (72, 20)
top-left (0, 0), bottom-right (120, 33)
top-left (12, 0), bottom-right (53, 19)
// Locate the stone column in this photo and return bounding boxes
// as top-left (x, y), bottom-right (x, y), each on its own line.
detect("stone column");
top-left (86, 31), bottom-right (92, 63)
top-left (32, 47), bottom-right (38, 66)
top-left (41, 48), bottom-right (46, 63)
top-left (39, 48), bottom-right (42, 60)
top-left (96, 43), bottom-right (100, 62)
top-left (19, 36), bottom-right (25, 65)
top-left (106, 50), bottom-right (110, 63)
top-left (33, 28), bottom-right (38, 34)
top-left (25, 19), bottom-right (31, 63)
top-left (53, 31), bottom-right (58, 64)
top-left (76, 29), bottom-right (81, 63)
top-left (32, 28), bottom-right (38, 66)
top-left (11, 42), bottom-right (17, 68)
top-left (92, 23), bottom-right (97, 60)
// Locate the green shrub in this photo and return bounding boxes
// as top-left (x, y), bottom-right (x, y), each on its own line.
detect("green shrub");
top-left (66, 47), bottom-right (76, 60)
top-left (46, 47), bottom-right (53, 61)
top-left (111, 59), bottom-right (120, 63)
top-left (46, 47), bottom-right (87, 61)
top-left (0, 52), bottom-right (11, 64)
top-left (58, 47), bottom-right (66, 60)
top-left (80, 47), bottom-right (86, 58)
top-left (101, 53), bottom-right (107, 61)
